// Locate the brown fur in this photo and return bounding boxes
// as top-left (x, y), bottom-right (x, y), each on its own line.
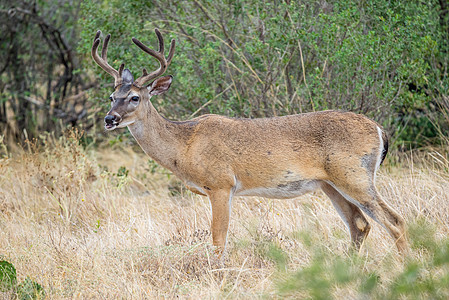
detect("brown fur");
top-left (93, 30), bottom-right (408, 255)
top-left (106, 84), bottom-right (407, 254)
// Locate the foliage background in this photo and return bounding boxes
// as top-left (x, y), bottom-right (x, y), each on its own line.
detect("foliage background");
top-left (0, 0), bottom-right (448, 148)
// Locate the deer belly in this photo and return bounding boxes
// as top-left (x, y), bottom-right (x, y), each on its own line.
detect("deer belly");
top-left (235, 180), bottom-right (319, 199)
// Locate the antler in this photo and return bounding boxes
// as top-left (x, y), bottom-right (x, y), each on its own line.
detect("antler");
top-left (132, 28), bottom-right (176, 88)
top-left (91, 30), bottom-right (124, 88)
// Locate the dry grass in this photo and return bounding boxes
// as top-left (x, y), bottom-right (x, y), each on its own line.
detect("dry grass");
top-left (1, 132), bottom-right (449, 299)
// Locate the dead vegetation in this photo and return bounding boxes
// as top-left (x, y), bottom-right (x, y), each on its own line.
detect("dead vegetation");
top-left (1, 132), bottom-right (449, 298)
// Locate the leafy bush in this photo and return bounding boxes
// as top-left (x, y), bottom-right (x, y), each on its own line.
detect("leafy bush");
top-left (0, 260), bottom-right (45, 299)
top-left (0, 260), bottom-right (17, 292)
top-left (0, 0), bottom-right (91, 142)
top-left (273, 220), bottom-right (449, 299)
top-left (79, 0), bottom-right (448, 148)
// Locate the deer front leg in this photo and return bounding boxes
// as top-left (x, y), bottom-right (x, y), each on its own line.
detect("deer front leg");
top-left (208, 189), bottom-right (233, 250)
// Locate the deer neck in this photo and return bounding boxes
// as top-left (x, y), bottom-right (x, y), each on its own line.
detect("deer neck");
top-left (127, 102), bottom-right (187, 171)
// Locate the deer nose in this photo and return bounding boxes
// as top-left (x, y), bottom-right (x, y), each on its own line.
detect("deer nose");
top-left (104, 115), bottom-right (117, 124)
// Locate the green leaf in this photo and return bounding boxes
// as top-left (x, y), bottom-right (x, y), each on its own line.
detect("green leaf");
top-left (0, 260), bottom-right (17, 292)
top-left (16, 277), bottom-right (45, 300)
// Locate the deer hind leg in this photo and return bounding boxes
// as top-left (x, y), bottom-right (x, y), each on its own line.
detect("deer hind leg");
top-left (320, 182), bottom-right (371, 251)
top-left (327, 178), bottom-right (408, 254)
top-left (207, 188), bottom-right (233, 250)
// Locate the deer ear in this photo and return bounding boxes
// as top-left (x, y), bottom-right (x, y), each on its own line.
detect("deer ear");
top-left (122, 68), bottom-right (134, 84)
top-left (147, 76), bottom-right (173, 96)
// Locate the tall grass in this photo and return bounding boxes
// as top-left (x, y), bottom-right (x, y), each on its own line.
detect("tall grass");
top-left (1, 132), bottom-right (449, 298)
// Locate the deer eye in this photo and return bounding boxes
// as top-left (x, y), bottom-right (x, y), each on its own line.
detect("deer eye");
top-left (109, 96), bottom-right (113, 102)
top-left (130, 96), bottom-right (140, 102)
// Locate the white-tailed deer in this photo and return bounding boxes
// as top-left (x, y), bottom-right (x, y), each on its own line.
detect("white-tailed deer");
top-left (92, 29), bottom-right (408, 254)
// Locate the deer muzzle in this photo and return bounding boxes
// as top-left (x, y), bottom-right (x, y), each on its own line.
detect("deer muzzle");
top-left (104, 113), bottom-right (122, 130)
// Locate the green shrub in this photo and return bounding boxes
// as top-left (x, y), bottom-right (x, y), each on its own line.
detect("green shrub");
top-left (79, 0), bottom-right (448, 148)
top-left (273, 220), bottom-right (449, 299)
top-left (0, 260), bottom-right (45, 299)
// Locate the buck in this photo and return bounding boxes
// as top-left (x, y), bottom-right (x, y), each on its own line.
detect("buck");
top-left (92, 29), bottom-right (408, 254)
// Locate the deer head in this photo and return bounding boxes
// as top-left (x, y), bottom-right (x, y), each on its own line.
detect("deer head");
top-left (91, 29), bottom-right (176, 130)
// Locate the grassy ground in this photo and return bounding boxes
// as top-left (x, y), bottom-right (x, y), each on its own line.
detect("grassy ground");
top-left (1, 132), bottom-right (449, 299)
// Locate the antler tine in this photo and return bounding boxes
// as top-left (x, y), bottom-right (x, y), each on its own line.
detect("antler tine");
top-left (91, 30), bottom-right (123, 87)
top-left (118, 63), bottom-right (125, 78)
top-left (132, 28), bottom-right (176, 87)
top-left (166, 39), bottom-right (176, 65)
top-left (101, 34), bottom-right (111, 61)
top-left (94, 30), bottom-right (101, 41)
top-left (155, 28), bottom-right (164, 54)
top-left (132, 37), bottom-right (164, 61)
